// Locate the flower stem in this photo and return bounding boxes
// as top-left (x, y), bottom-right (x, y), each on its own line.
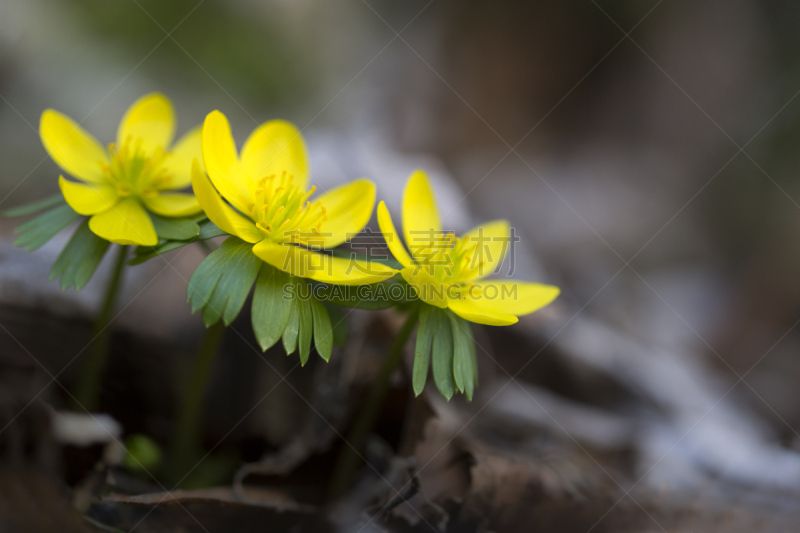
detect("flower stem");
top-left (74, 244), bottom-right (128, 411)
top-left (167, 320), bottom-right (226, 484)
top-left (326, 307), bottom-right (420, 501)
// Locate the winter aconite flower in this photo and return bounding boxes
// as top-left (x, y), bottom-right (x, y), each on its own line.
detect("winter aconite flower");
top-left (192, 110), bottom-right (396, 285)
top-left (378, 170), bottom-right (560, 325)
top-left (41, 93), bottom-right (203, 246)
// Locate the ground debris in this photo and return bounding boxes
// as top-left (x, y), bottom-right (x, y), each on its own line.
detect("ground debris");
top-left (0, 468), bottom-right (92, 533)
top-left (89, 487), bottom-right (334, 533)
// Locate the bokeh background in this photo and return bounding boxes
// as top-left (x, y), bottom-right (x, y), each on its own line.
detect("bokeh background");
top-left (4, 1), bottom-right (800, 531)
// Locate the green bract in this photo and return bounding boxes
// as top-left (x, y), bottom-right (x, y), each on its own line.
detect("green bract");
top-left (128, 218), bottom-right (226, 266)
top-left (11, 198), bottom-right (81, 252)
top-left (413, 305), bottom-right (478, 401)
top-left (5, 194), bottom-right (214, 290)
top-left (50, 220), bottom-right (110, 291)
top-left (186, 236), bottom-right (341, 365)
top-left (188, 237), bottom-right (261, 327)
top-left (149, 214), bottom-right (201, 241)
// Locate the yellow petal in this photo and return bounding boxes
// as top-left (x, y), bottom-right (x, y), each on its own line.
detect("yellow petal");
top-left (466, 281), bottom-right (559, 317)
top-left (88, 197), bottom-right (157, 246)
top-left (311, 179), bottom-right (375, 248)
top-left (252, 240), bottom-right (397, 286)
top-left (377, 201), bottom-right (413, 268)
top-left (59, 176), bottom-right (119, 215)
top-left (40, 109), bottom-right (109, 184)
top-left (400, 267), bottom-right (448, 308)
top-left (403, 169), bottom-right (442, 262)
top-left (117, 93), bottom-right (175, 153)
top-left (201, 110), bottom-right (251, 213)
top-left (240, 120), bottom-right (309, 192)
top-left (447, 296), bottom-right (518, 326)
top-left (162, 126), bottom-right (201, 190)
top-left (458, 219), bottom-right (511, 282)
top-left (191, 159), bottom-right (262, 243)
top-left (142, 193), bottom-right (202, 217)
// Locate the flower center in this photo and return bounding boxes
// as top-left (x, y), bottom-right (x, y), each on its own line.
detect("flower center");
top-left (249, 171), bottom-right (327, 244)
top-left (411, 231), bottom-right (484, 284)
top-left (403, 231), bottom-right (486, 306)
top-left (101, 136), bottom-right (172, 198)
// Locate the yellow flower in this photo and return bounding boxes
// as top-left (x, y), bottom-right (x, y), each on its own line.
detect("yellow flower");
top-left (40, 93), bottom-right (203, 246)
top-left (378, 170), bottom-right (560, 325)
top-left (192, 110), bottom-right (396, 285)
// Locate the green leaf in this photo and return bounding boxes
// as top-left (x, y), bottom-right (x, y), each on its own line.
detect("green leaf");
top-left (282, 297), bottom-right (300, 354)
top-left (469, 330), bottom-right (478, 396)
top-left (310, 297), bottom-right (333, 362)
top-left (4, 194), bottom-right (65, 217)
top-left (127, 240), bottom-right (187, 265)
top-left (49, 220), bottom-right (111, 291)
top-left (430, 308), bottom-right (455, 400)
top-left (13, 203), bottom-right (82, 251)
top-left (448, 311), bottom-right (476, 399)
top-left (413, 305), bottom-right (434, 396)
top-left (190, 249), bottom-right (226, 315)
top-left (313, 281), bottom-right (407, 310)
top-left (198, 219), bottom-right (226, 240)
top-left (252, 263), bottom-right (292, 351)
top-left (128, 218), bottom-right (227, 266)
top-left (411, 306), bottom-right (461, 400)
top-left (324, 302), bottom-right (349, 346)
top-left (187, 237), bottom-right (260, 327)
top-left (296, 282), bottom-right (313, 366)
top-left (149, 213), bottom-right (200, 241)
top-left (448, 312), bottom-right (468, 395)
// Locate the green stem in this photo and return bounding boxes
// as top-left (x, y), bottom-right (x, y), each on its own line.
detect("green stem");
top-left (327, 307), bottom-right (420, 501)
top-left (74, 244), bottom-right (128, 411)
top-left (167, 321), bottom-right (226, 483)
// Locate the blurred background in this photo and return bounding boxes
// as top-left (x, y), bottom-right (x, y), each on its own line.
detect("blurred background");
top-left (3, 1), bottom-right (800, 531)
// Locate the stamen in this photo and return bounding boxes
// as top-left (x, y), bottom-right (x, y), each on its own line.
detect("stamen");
top-left (102, 136), bottom-right (175, 199)
top-left (250, 174), bottom-right (327, 242)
